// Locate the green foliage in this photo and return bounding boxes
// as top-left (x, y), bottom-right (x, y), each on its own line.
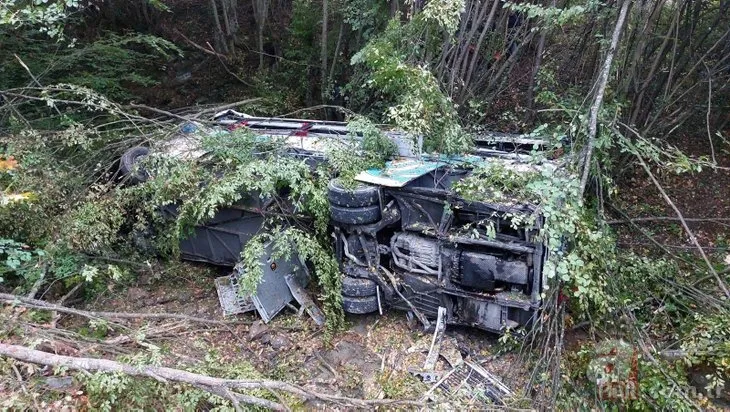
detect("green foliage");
top-left (637, 359), bottom-right (696, 411)
top-left (680, 314), bottom-right (730, 392)
top-left (240, 226), bottom-right (344, 335)
top-left (325, 115), bottom-right (396, 183)
top-left (0, 0), bottom-right (81, 39)
top-left (351, 19), bottom-right (473, 154)
top-left (0, 238), bottom-right (45, 284)
top-left (422, 0), bottom-right (466, 36)
top-left (0, 32), bottom-right (181, 100)
top-left (50, 34), bottom-right (181, 99)
top-left (174, 156), bottom-right (327, 237)
top-left (64, 199), bottom-right (126, 254)
top-left (80, 349), bottom-right (272, 412)
top-left (561, 341), bottom-right (698, 411)
top-left (453, 162), bottom-right (542, 204)
top-left (375, 369), bottom-right (426, 399)
top-left (342, 0), bottom-right (390, 40)
top-left (504, 1), bottom-right (590, 29)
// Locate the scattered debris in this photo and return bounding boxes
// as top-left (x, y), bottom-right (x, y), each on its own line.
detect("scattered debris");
top-left (438, 337), bottom-right (463, 368)
top-left (285, 273), bottom-right (325, 326)
top-left (214, 274), bottom-right (254, 316)
top-left (404, 306), bottom-right (513, 406)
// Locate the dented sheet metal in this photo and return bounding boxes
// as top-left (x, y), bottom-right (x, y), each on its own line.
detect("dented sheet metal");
top-left (214, 243), bottom-right (326, 325)
top-left (285, 274), bottom-right (325, 326)
top-left (214, 275), bottom-right (255, 316)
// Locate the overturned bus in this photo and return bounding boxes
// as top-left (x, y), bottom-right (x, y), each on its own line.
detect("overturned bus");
top-left (119, 111), bottom-right (557, 334)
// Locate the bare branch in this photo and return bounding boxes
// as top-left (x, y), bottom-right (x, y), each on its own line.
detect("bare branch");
top-left (0, 293), bottom-right (235, 326)
top-left (0, 343), bottom-right (425, 409)
top-left (620, 137), bottom-right (730, 299)
top-left (606, 216), bottom-right (730, 224)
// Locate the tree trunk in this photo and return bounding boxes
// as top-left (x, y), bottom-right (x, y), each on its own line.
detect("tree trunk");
top-left (321, 0), bottom-right (329, 103)
top-left (526, 0), bottom-right (555, 123)
top-left (252, 0), bottom-right (269, 70)
top-left (210, 0), bottom-right (229, 54)
top-left (579, 0), bottom-right (632, 198)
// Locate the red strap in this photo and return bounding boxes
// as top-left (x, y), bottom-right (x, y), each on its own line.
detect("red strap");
top-left (228, 120), bottom-right (249, 131)
top-left (293, 122), bottom-right (313, 137)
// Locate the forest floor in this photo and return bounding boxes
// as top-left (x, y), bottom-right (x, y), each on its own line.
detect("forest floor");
top-left (1, 262), bottom-right (528, 409)
top-left (88, 268), bottom-right (526, 398)
top-left (612, 133), bottom-right (730, 259)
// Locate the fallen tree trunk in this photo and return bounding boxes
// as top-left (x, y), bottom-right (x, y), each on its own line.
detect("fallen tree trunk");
top-left (0, 343), bottom-right (424, 410)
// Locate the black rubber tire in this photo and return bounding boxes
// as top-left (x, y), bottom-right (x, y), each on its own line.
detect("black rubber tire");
top-left (342, 295), bottom-right (379, 314)
top-left (119, 146), bottom-right (150, 183)
top-left (342, 275), bottom-right (377, 297)
top-left (328, 178), bottom-right (379, 208)
top-left (330, 204), bottom-right (381, 225)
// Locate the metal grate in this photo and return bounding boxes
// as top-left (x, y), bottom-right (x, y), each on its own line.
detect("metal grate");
top-left (214, 274), bottom-right (255, 316)
top-left (434, 361), bottom-right (513, 406)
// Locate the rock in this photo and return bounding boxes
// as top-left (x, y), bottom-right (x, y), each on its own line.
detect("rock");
top-left (270, 334), bottom-right (291, 350)
top-left (249, 320), bottom-right (270, 342)
top-left (43, 376), bottom-right (74, 390)
top-left (127, 287), bottom-right (149, 301)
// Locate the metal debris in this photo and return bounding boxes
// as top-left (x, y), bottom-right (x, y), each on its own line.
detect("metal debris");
top-left (285, 273), bottom-right (325, 326)
top-left (215, 243), bottom-right (325, 325)
top-left (410, 306), bottom-right (447, 383)
top-left (424, 360), bottom-right (513, 406)
top-left (214, 274), bottom-right (254, 316)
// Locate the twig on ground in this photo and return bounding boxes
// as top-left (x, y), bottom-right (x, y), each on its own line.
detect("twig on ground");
top-left (0, 293), bottom-right (235, 326)
top-left (11, 363), bottom-right (43, 410)
top-left (313, 352), bottom-right (339, 379)
top-left (51, 282), bottom-right (84, 328)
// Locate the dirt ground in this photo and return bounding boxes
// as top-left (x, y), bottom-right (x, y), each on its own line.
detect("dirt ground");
top-left (63, 266), bottom-right (526, 406)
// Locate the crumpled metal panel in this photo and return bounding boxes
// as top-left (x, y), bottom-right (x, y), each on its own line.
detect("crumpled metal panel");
top-left (435, 360), bottom-right (513, 405)
top-left (285, 274), bottom-right (325, 326)
top-left (250, 243), bottom-right (310, 323)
